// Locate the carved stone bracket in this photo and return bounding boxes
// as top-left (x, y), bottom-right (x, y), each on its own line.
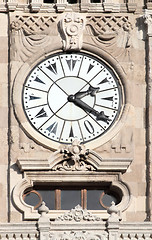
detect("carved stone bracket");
top-left (58, 12), bottom-right (85, 51)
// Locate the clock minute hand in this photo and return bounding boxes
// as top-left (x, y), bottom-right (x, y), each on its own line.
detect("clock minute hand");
top-left (68, 95), bottom-right (111, 123)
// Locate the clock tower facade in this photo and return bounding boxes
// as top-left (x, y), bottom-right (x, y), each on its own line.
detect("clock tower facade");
top-left (0, 0), bottom-right (152, 239)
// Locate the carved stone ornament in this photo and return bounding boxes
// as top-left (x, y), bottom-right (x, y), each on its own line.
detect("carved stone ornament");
top-left (58, 12), bottom-right (85, 51)
top-left (52, 139), bottom-right (96, 171)
top-left (49, 231), bottom-right (107, 240)
top-left (10, 15), bottom-right (58, 62)
top-left (144, 10), bottom-right (152, 36)
top-left (85, 16), bottom-right (133, 63)
top-left (107, 202), bottom-right (121, 223)
top-left (17, 137), bottom-right (132, 172)
top-left (56, 205), bottom-right (102, 222)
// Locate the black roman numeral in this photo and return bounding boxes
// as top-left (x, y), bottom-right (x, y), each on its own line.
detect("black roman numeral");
top-left (69, 126), bottom-right (74, 138)
top-left (35, 108), bottom-right (48, 118)
top-left (47, 63), bottom-right (57, 75)
top-left (66, 59), bottom-right (77, 71)
top-left (87, 64), bottom-right (94, 74)
top-left (34, 76), bottom-right (45, 84)
top-left (101, 97), bottom-right (113, 101)
top-left (29, 95), bottom-right (41, 100)
top-left (47, 122), bottom-right (58, 135)
top-left (98, 77), bottom-right (109, 85)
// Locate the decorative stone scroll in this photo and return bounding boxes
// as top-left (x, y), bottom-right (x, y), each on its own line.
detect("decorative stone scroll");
top-left (56, 205), bottom-right (102, 222)
top-left (58, 12), bottom-right (85, 51)
top-left (52, 158), bottom-right (96, 171)
top-left (52, 139), bottom-right (96, 171)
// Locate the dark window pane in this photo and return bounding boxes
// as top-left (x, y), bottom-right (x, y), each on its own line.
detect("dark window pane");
top-left (87, 190), bottom-right (105, 210)
top-left (68, 0), bottom-right (77, 3)
top-left (91, 0), bottom-right (100, 3)
top-left (61, 190), bottom-right (81, 210)
top-left (37, 190), bottom-right (55, 210)
top-left (102, 192), bottom-right (119, 207)
top-left (44, 0), bottom-right (54, 3)
top-left (24, 191), bottom-right (41, 208)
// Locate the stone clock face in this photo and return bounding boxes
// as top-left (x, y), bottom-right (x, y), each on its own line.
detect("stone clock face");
top-left (23, 52), bottom-right (123, 145)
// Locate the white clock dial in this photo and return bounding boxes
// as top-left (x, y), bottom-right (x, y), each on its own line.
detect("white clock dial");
top-left (22, 52), bottom-right (123, 145)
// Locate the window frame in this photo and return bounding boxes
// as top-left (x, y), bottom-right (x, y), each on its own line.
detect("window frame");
top-left (23, 184), bottom-right (122, 211)
top-left (13, 172), bottom-right (131, 220)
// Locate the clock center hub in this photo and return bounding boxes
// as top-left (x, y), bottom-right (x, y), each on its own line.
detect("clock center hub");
top-left (47, 77), bottom-right (95, 121)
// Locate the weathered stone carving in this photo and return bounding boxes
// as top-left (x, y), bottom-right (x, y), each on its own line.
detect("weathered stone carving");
top-left (19, 129), bottom-right (35, 152)
top-left (52, 158), bottom-right (95, 171)
top-left (11, 15), bottom-right (58, 62)
top-left (107, 202), bottom-right (121, 223)
top-left (52, 139), bottom-right (96, 171)
top-left (10, 14), bottom-right (133, 62)
top-left (144, 11), bottom-right (152, 35)
top-left (58, 12), bottom-right (85, 51)
top-left (56, 205), bottom-right (101, 222)
top-left (60, 139), bottom-right (89, 161)
top-left (96, 127), bottom-right (133, 154)
top-left (85, 16), bottom-right (133, 62)
top-left (86, 16), bottom-right (132, 35)
top-left (111, 128), bottom-right (133, 153)
top-left (50, 231), bottom-right (107, 240)
top-left (38, 202), bottom-right (50, 222)
top-left (11, 15), bottom-right (57, 34)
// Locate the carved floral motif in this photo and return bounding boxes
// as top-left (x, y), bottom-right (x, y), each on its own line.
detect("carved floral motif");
top-left (52, 159), bottom-right (95, 171)
top-left (60, 139), bottom-right (89, 162)
top-left (56, 205), bottom-right (101, 222)
top-left (52, 139), bottom-right (96, 171)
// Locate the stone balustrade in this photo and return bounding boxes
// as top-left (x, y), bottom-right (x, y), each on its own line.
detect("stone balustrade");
top-left (0, 203), bottom-right (151, 240)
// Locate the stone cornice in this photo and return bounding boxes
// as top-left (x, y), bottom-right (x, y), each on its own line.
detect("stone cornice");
top-left (17, 150), bottom-right (132, 173)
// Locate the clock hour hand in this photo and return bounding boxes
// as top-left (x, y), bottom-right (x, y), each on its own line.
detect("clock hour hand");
top-left (75, 86), bottom-right (100, 99)
top-left (68, 95), bottom-right (111, 123)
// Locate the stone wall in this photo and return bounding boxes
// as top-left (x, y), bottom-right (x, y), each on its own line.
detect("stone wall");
top-left (0, 0), bottom-right (151, 225)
